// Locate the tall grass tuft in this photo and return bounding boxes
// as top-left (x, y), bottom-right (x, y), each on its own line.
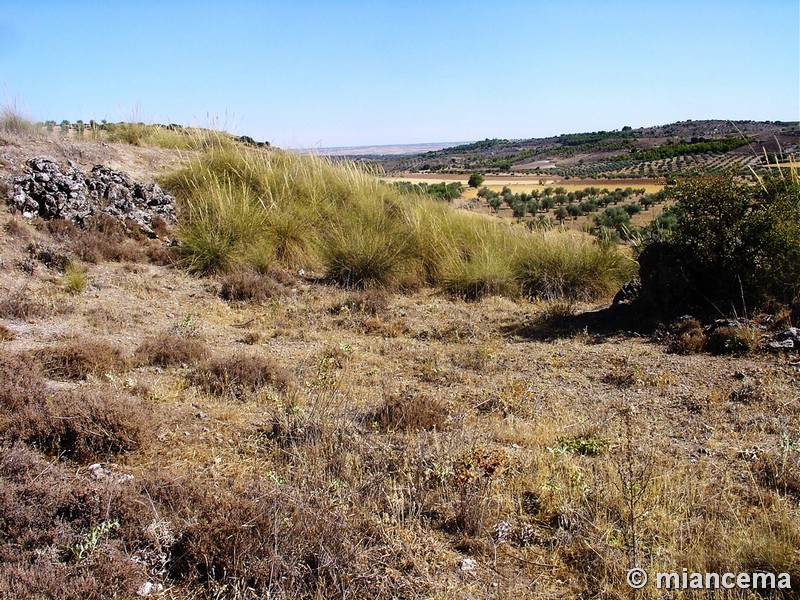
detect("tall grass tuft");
top-left (163, 145), bottom-right (633, 300)
top-left (104, 122), bottom-right (236, 150)
top-left (514, 231), bottom-right (636, 301)
top-left (0, 102), bottom-right (39, 138)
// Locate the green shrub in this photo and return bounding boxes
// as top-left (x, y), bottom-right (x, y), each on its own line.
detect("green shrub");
top-left (638, 170), bottom-right (800, 315)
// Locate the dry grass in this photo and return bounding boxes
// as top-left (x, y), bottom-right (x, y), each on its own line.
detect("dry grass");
top-left (0, 103), bottom-right (39, 138)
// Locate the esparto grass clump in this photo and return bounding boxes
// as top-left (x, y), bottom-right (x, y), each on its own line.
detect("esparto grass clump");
top-left (162, 145), bottom-right (634, 300)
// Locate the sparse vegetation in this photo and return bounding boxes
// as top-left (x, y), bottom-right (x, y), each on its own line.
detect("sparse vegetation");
top-left (1, 120), bottom-right (798, 598)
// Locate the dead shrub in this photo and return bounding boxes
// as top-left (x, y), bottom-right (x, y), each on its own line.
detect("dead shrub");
top-left (361, 316), bottom-right (410, 337)
top-left (45, 216), bottom-right (148, 264)
top-left (72, 230), bottom-right (146, 263)
top-left (239, 330), bottom-right (262, 345)
top-left (35, 337), bottom-right (126, 380)
top-left (0, 352), bottom-right (48, 411)
top-left (27, 241), bottom-right (72, 271)
top-left (219, 270), bottom-right (287, 303)
top-left (192, 352), bottom-right (292, 399)
top-left (668, 317), bottom-right (707, 354)
top-left (329, 288), bottom-right (388, 316)
top-left (164, 479), bottom-right (384, 598)
top-left (0, 323), bottom-right (16, 340)
top-left (0, 445), bottom-right (147, 598)
top-left (0, 352), bottom-right (149, 460)
top-left (369, 389), bottom-right (448, 432)
top-left (150, 215), bottom-right (171, 238)
top-left (136, 332), bottom-right (209, 367)
top-left (0, 286), bottom-right (50, 320)
top-left (4, 217), bottom-right (32, 241)
top-left (145, 241), bottom-right (179, 265)
top-left (13, 389), bottom-right (150, 460)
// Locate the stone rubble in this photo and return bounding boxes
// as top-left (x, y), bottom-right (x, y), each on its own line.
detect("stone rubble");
top-left (7, 156), bottom-right (176, 237)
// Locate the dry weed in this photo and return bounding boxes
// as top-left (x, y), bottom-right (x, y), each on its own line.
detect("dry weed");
top-left (136, 332), bottom-right (210, 367)
top-left (192, 352), bottom-right (292, 399)
top-left (35, 337), bottom-right (127, 380)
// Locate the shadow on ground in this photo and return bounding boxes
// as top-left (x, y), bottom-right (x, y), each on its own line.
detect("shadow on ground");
top-left (501, 303), bottom-right (659, 343)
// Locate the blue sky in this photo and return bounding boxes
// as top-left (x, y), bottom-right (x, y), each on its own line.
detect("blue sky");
top-left (1, 1), bottom-right (797, 148)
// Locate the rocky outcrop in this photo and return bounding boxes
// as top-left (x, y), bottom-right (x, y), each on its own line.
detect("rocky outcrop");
top-left (8, 157), bottom-right (176, 237)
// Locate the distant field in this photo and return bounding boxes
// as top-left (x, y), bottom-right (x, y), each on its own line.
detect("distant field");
top-left (382, 174), bottom-right (664, 199)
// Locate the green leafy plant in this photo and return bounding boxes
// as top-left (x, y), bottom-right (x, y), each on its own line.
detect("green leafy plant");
top-left (554, 434), bottom-right (608, 456)
top-left (71, 520), bottom-right (119, 562)
top-left (638, 169), bottom-right (800, 316)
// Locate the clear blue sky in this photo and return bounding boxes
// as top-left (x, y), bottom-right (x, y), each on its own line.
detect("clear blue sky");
top-left (1, 1), bottom-right (797, 148)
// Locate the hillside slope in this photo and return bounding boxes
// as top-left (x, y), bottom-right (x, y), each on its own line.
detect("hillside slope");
top-left (0, 131), bottom-right (798, 598)
top-left (375, 120), bottom-right (799, 180)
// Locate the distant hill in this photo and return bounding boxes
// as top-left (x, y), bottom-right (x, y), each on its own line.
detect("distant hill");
top-left (300, 141), bottom-right (471, 157)
top-left (371, 120), bottom-right (799, 180)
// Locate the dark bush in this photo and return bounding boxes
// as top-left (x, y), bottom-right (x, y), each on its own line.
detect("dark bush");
top-left (136, 332), bottom-right (209, 367)
top-left (192, 352), bottom-right (292, 399)
top-left (35, 337), bottom-right (127, 380)
top-left (638, 171), bottom-right (800, 317)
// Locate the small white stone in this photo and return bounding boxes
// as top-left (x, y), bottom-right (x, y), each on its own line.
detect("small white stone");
top-left (137, 581), bottom-right (164, 596)
top-left (460, 557), bottom-right (478, 572)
